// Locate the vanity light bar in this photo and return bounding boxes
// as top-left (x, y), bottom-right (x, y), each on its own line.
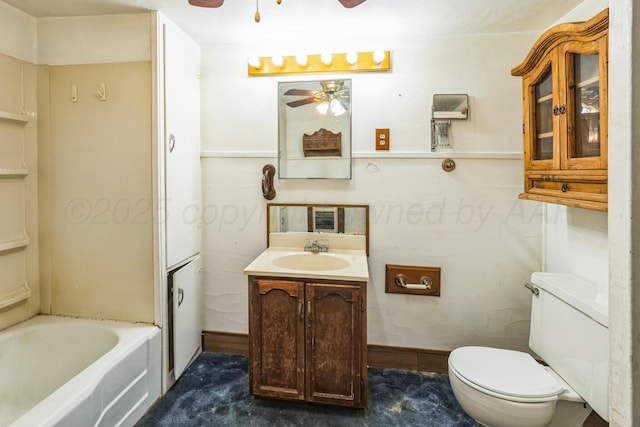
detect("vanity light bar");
top-left (247, 50), bottom-right (391, 76)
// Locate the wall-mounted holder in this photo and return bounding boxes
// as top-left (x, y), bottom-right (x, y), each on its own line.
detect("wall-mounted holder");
top-left (431, 94), bottom-right (468, 152)
top-left (262, 164), bottom-right (276, 200)
top-left (385, 264), bottom-right (441, 296)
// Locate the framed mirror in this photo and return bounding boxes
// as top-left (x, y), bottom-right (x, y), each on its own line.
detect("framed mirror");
top-left (278, 79), bottom-right (352, 179)
top-left (267, 203), bottom-right (369, 254)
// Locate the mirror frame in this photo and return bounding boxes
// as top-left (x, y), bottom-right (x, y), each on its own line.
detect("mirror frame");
top-left (266, 203), bottom-right (369, 255)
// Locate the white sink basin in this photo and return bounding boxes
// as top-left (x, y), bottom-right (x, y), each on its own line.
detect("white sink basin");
top-left (272, 253), bottom-right (350, 271)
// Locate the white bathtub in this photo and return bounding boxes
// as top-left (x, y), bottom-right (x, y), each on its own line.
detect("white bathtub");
top-left (0, 315), bottom-right (161, 427)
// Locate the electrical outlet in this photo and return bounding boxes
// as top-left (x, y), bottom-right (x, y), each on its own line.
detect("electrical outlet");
top-left (375, 128), bottom-right (390, 150)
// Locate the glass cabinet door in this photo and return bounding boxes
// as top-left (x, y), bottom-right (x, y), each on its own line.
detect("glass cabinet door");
top-left (533, 68), bottom-right (554, 161)
top-left (570, 52), bottom-right (601, 158)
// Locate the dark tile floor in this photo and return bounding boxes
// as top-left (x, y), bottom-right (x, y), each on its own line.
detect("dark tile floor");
top-left (135, 352), bottom-right (478, 426)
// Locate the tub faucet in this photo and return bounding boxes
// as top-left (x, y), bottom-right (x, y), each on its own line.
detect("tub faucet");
top-left (304, 239), bottom-right (328, 253)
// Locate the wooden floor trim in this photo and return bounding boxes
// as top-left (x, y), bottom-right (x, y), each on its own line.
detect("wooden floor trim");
top-left (202, 331), bottom-right (450, 373)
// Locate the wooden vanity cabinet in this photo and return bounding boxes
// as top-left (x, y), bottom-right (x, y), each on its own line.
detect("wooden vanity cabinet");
top-left (248, 276), bottom-right (367, 408)
top-left (511, 9), bottom-right (609, 211)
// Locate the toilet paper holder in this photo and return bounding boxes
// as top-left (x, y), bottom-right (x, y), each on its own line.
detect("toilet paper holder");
top-left (395, 274), bottom-right (433, 290)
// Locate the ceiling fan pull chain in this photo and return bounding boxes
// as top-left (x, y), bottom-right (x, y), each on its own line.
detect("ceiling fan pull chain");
top-left (254, 0), bottom-right (261, 22)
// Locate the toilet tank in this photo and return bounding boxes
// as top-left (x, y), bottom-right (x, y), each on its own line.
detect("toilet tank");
top-left (528, 272), bottom-right (609, 421)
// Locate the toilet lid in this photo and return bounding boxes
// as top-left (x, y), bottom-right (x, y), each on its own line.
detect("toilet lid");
top-left (449, 346), bottom-right (564, 399)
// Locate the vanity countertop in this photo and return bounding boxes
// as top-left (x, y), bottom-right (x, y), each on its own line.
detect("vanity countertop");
top-left (243, 247), bottom-right (369, 282)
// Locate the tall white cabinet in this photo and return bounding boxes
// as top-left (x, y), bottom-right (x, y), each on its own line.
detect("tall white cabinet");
top-left (154, 15), bottom-right (203, 388)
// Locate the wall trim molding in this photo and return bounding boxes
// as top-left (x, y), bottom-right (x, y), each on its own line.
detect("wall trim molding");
top-left (202, 330), bottom-right (450, 374)
top-left (200, 150), bottom-right (523, 160)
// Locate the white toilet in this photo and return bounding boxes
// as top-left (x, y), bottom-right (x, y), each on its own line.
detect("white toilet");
top-left (448, 272), bottom-right (609, 427)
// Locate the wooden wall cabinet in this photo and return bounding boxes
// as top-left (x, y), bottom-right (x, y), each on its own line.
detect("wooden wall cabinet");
top-left (512, 9), bottom-right (609, 211)
top-left (248, 276), bottom-right (367, 408)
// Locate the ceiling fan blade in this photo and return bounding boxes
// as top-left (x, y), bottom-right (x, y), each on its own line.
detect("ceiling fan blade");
top-left (287, 97), bottom-right (317, 108)
top-left (284, 89), bottom-right (317, 96)
top-left (188, 0), bottom-right (224, 8)
top-left (337, 0), bottom-right (367, 8)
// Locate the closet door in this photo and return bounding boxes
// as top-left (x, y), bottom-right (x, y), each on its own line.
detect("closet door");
top-left (164, 20), bottom-right (201, 269)
top-left (172, 255), bottom-right (203, 379)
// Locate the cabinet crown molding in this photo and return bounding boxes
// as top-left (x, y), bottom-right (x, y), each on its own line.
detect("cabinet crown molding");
top-left (511, 8), bottom-right (609, 77)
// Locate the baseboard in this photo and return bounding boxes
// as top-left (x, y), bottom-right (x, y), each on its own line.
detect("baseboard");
top-left (367, 344), bottom-right (450, 373)
top-left (201, 331), bottom-right (450, 373)
top-left (202, 331), bottom-right (249, 356)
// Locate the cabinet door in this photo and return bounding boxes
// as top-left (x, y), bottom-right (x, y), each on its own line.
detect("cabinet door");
top-left (522, 52), bottom-right (559, 170)
top-left (305, 283), bottom-right (363, 407)
top-left (561, 36), bottom-right (608, 170)
top-left (164, 20), bottom-right (202, 268)
top-left (172, 256), bottom-right (202, 379)
top-left (249, 279), bottom-right (305, 401)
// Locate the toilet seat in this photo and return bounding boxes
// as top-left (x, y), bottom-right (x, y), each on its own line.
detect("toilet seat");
top-left (449, 346), bottom-right (565, 403)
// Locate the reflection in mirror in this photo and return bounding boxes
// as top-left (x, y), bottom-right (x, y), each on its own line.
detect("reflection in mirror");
top-left (432, 94), bottom-right (469, 119)
top-left (278, 79), bottom-right (352, 179)
top-left (267, 203), bottom-right (368, 254)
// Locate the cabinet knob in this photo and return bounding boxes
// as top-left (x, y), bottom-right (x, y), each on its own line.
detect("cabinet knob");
top-left (552, 105), bottom-right (567, 116)
top-left (561, 183), bottom-right (569, 192)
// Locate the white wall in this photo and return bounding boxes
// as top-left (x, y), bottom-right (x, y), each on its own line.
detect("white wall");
top-left (0, 2), bottom-right (36, 63)
top-left (201, 30), bottom-right (543, 352)
top-left (34, 14), bottom-right (156, 322)
top-left (542, 0), bottom-right (609, 296)
top-left (37, 14), bottom-right (151, 65)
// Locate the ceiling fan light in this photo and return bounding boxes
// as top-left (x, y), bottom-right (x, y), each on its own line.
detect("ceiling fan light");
top-left (295, 54), bottom-right (308, 67)
top-left (316, 101), bottom-right (330, 115)
top-left (248, 56), bottom-right (261, 69)
top-left (320, 52), bottom-right (333, 66)
top-left (330, 99), bottom-right (346, 116)
top-left (271, 55), bottom-right (284, 67)
top-left (373, 49), bottom-right (385, 64)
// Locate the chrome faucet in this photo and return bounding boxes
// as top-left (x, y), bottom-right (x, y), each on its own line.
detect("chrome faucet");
top-left (304, 239), bottom-right (328, 253)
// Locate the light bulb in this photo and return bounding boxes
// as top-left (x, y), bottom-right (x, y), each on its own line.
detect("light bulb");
top-left (248, 56), bottom-right (261, 69)
top-left (316, 101), bottom-right (330, 115)
top-left (346, 52), bottom-right (358, 65)
top-left (330, 99), bottom-right (346, 116)
top-left (295, 54), bottom-right (308, 67)
top-left (373, 49), bottom-right (385, 64)
top-left (320, 52), bottom-right (333, 66)
top-left (271, 55), bottom-right (284, 67)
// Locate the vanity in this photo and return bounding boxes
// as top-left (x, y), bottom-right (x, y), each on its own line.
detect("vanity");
top-left (244, 204), bottom-right (369, 408)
